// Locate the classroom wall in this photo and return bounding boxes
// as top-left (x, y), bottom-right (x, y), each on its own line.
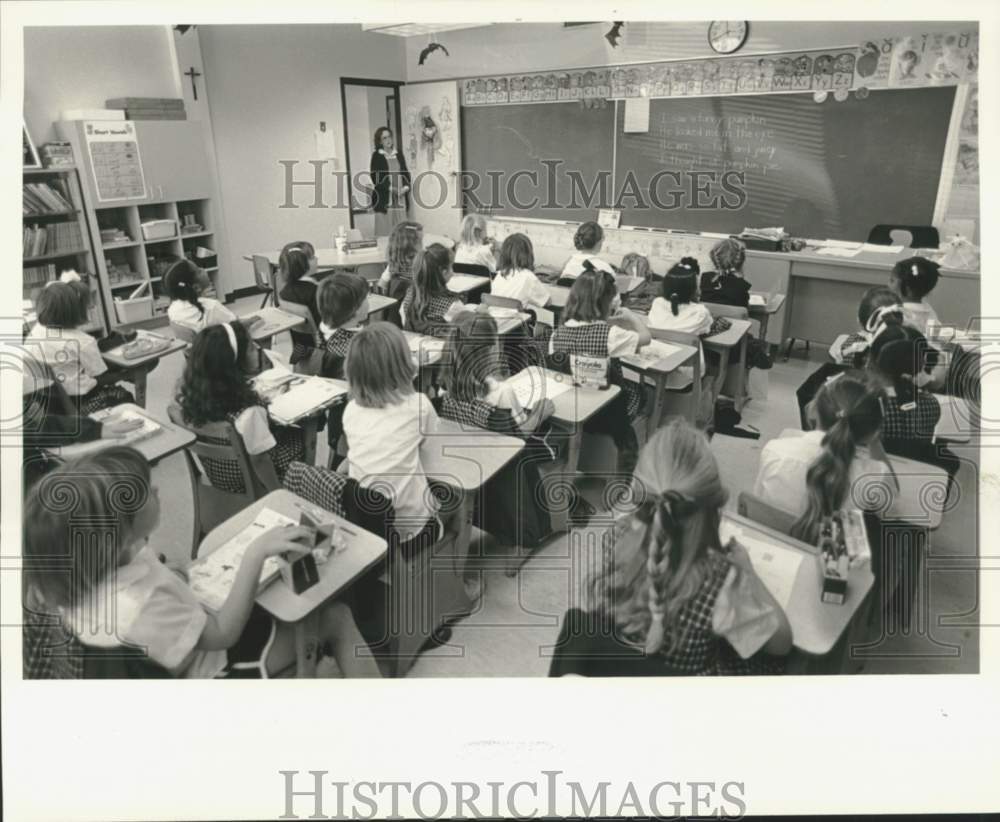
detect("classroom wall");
top-left (23, 26), bottom-right (178, 145)
top-left (403, 21), bottom-right (976, 82)
top-left (197, 24), bottom-right (405, 292)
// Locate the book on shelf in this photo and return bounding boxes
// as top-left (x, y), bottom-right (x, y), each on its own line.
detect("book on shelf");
top-left (22, 182), bottom-right (72, 214)
top-left (24, 222), bottom-right (83, 257)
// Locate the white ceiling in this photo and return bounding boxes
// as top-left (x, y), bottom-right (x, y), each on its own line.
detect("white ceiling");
top-left (361, 23), bottom-right (490, 37)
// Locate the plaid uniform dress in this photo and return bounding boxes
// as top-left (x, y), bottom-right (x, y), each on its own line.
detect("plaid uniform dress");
top-left (837, 332), bottom-right (871, 369)
top-left (320, 327), bottom-right (359, 380)
top-left (77, 384), bottom-right (135, 415)
top-left (198, 406), bottom-right (305, 494)
top-left (437, 394), bottom-right (555, 547)
top-left (401, 289), bottom-right (459, 338)
top-left (880, 392), bottom-right (941, 442)
top-left (550, 322), bottom-right (642, 418)
top-left (612, 538), bottom-right (784, 676)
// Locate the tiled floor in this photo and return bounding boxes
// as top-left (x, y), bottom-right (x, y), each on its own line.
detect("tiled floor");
top-left (147, 297), bottom-right (979, 677)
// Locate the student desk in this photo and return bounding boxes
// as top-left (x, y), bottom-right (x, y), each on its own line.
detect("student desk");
top-left (619, 341), bottom-right (701, 430)
top-left (101, 332), bottom-right (188, 408)
top-left (244, 307), bottom-right (305, 347)
top-left (741, 246), bottom-right (979, 348)
top-left (48, 403), bottom-right (195, 464)
top-left (720, 511), bottom-right (874, 664)
top-left (447, 274), bottom-right (491, 299)
top-left (748, 292), bottom-right (786, 342)
top-left (545, 284), bottom-right (571, 312)
top-left (367, 293), bottom-right (398, 320)
top-left (197, 489), bottom-right (387, 678)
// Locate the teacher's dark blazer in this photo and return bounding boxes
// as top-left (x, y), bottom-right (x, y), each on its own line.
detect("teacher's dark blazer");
top-left (369, 150), bottom-right (412, 213)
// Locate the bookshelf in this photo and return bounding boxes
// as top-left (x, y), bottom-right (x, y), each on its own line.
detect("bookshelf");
top-left (56, 120), bottom-right (228, 329)
top-left (23, 167), bottom-right (108, 335)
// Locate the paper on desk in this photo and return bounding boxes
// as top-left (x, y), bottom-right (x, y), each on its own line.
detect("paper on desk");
top-left (859, 243), bottom-right (904, 254)
top-left (406, 334), bottom-right (446, 363)
top-left (267, 378), bottom-right (347, 425)
top-left (188, 508), bottom-right (294, 611)
top-left (816, 246), bottom-right (863, 258)
top-left (632, 339), bottom-right (683, 363)
top-left (821, 239), bottom-right (863, 249)
top-left (749, 294), bottom-right (767, 307)
top-left (503, 366), bottom-right (574, 408)
top-left (719, 522), bottom-right (803, 610)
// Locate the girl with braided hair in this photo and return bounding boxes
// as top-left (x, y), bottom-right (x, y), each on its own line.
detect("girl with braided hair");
top-left (550, 420), bottom-right (791, 676)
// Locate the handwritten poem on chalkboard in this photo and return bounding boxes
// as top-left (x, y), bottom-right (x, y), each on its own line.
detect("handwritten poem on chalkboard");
top-left (84, 121), bottom-right (147, 202)
top-left (654, 111), bottom-right (781, 176)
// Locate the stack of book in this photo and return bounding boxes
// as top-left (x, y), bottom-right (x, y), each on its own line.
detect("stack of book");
top-left (40, 142), bottom-right (74, 167)
top-left (23, 182), bottom-right (73, 215)
top-left (24, 222), bottom-right (84, 258)
top-left (100, 227), bottom-right (132, 245)
top-left (105, 97), bottom-right (187, 121)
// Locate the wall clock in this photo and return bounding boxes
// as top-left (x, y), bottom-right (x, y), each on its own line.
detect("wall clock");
top-left (708, 21), bottom-right (749, 55)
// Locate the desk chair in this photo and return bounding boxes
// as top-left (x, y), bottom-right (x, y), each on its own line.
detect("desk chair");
top-left (452, 262), bottom-right (492, 278)
top-left (169, 322), bottom-right (197, 346)
top-left (867, 224), bottom-right (940, 249)
top-left (647, 327), bottom-right (709, 430)
top-left (168, 404), bottom-right (281, 556)
top-left (276, 300), bottom-right (323, 375)
top-left (251, 255), bottom-right (277, 309)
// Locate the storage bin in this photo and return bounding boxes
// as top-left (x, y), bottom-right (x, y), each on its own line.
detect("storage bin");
top-left (114, 296), bottom-right (154, 324)
top-left (141, 219), bottom-right (177, 241)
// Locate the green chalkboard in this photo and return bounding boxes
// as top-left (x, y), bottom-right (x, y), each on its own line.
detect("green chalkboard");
top-left (615, 87), bottom-right (956, 240)
top-left (460, 102), bottom-right (615, 222)
top-left (459, 87), bottom-right (956, 241)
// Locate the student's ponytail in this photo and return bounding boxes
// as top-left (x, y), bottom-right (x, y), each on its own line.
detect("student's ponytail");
top-left (163, 259), bottom-right (204, 317)
top-left (868, 323), bottom-right (935, 413)
top-left (791, 374), bottom-right (883, 544)
top-left (662, 257), bottom-right (699, 317)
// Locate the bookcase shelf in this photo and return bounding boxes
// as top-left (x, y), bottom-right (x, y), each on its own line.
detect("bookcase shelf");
top-left (21, 166), bottom-right (109, 336)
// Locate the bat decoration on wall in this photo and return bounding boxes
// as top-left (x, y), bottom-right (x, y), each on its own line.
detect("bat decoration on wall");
top-left (605, 22), bottom-right (624, 48)
top-left (418, 42), bottom-right (450, 65)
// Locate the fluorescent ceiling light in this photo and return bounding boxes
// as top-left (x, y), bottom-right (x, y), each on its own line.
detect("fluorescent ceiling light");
top-left (361, 23), bottom-right (489, 37)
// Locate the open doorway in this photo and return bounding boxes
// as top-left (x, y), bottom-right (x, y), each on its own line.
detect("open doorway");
top-left (340, 77), bottom-right (402, 237)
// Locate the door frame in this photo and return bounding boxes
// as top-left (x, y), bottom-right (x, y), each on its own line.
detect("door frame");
top-left (339, 77), bottom-right (404, 229)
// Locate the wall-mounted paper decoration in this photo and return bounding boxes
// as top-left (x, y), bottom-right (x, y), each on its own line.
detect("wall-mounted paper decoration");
top-left (459, 31), bottom-right (977, 107)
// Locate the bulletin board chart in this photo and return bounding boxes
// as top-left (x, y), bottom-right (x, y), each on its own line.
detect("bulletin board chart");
top-left (84, 121), bottom-right (147, 202)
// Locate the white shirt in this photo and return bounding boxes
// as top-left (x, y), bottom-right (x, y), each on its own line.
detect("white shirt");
top-left (69, 544), bottom-right (226, 678)
top-left (902, 300), bottom-right (940, 336)
top-left (168, 297), bottom-right (237, 333)
top-left (27, 323), bottom-right (106, 396)
top-left (753, 430), bottom-right (901, 520)
top-left (491, 268), bottom-right (551, 307)
top-left (561, 252), bottom-right (615, 279)
top-left (234, 406), bottom-right (277, 455)
top-left (454, 243), bottom-right (497, 273)
top-left (343, 392), bottom-right (440, 541)
top-left (647, 299), bottom-right (712, 369)
top-left (549, 318), bottom-right (640, 358)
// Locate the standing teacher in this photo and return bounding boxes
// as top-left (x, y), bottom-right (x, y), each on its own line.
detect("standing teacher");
top-left (370, 126), bottom-right (411, 238)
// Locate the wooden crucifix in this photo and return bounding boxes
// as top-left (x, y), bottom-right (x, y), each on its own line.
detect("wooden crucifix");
top-left (184, 66), bottom-right (202, 101)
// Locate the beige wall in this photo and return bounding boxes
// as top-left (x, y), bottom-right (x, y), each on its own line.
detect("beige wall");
top-left (404, 21), bottom-right (976, 82)
top-left (198, 24), bottom-right (405, 290)
top-left (24, 26), bottom-right (178, 145)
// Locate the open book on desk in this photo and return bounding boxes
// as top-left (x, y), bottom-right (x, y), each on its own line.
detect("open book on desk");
top-left (502, 366), bottom-right (574, 408)
top-left (52, 407), bottom-right (162, 459)
top-left (266, 377), bottom-right (347, 425)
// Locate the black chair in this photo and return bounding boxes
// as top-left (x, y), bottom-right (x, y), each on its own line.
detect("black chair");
top-left (866, 225), bottom-right (940, 249)
top-left (452, 262), bottom-right (491, 278)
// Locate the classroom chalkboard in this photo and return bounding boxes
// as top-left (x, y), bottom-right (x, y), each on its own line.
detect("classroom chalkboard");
top-left (616, 88), bottom-right (956, 239)
top-left (460, 87), bottom-right (956, 242)
top-left (461, 103), bottom-right (615, 223)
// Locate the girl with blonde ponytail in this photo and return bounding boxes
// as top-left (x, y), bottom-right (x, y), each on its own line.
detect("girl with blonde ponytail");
top-left (551, 420), bottom-right (791, 676)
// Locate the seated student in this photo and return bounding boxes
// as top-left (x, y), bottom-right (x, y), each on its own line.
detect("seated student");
top-left (889, 256), bottom-right (941, 335)
top-left (23, 447), bottom-right (380, 678)
top-left (453, 213), bottom-right (497, 273)
top-left (830, 286), bottom-right (904, 368)
top-left (176, 321), bottom-right (305, 489)
top-left (376, 220), bottom-right (423, 309)
top-left (315, 272), bottom-right (370, 461)
top-left (560, 221), bottom-right (616, 281)
top-left (400, 243), bottom-right (464, 337)
top-left (491, 233), bottom-right (550, 307)
top-left (700, 238), bottom-right (752, 308)
top-left (27, 279), bottom-right (133, 414)
top-left (867, 321), bottom-right (959, 479)
top-left (754, 371), bottom-right (902, 539)
top-left (550, 420), bottom-right (792, 676)
top-left (647, 257), bottom-right (713, 337)
top-left (165, 259), bottom-right (238, 333)
top-left (342, 323), bottom-right (442, 544)
top-left (276, 242), bottom-right (323, 364)
top-left (548, 268), bottom-right (651, 476)
top-left (438, 312), bottom-right (556, 548)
